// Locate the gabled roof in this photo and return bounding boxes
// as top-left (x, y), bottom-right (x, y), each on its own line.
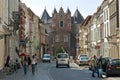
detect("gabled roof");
top-left (73, 9), bottom-right (84, 24)
top-left (41, 9), bottom-right (51, 22)
top-left (59, 7), bottom-right (64, 13)
top-left (81, 15), bottom-right (92, 26)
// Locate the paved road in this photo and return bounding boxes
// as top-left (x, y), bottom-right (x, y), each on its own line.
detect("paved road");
top-left (49, 61), bottom-right (120, 80)
top-left (0, 61), bottom-right (120, 80)
top-left (0, 62), bottom-right (52, 80)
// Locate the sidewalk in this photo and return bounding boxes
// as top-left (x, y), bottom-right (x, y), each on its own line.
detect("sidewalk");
top-left (0, 70), bottom-right (6, 79)
top-left (0, 63), bottom-right (52, 80)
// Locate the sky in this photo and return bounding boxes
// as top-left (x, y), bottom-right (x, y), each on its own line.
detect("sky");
top-left (21, 0), bottom-right (103, 18)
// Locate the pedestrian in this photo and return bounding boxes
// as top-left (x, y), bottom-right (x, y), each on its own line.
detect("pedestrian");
top-left (31, 55), bottom-right (36, 75)
top-left (97, 55), bottom-right (103, 77)
top-left (4, 55), bottom-right (10, 74)
top-left (28, 56), bottom-right (31, 70)
top-left (23, 56), bottom-right (28, 75)
top-left (91, 55), bottom-right (99, 77)
top-left (34, 54), bottom-right (39, 69)
top-left (5, 55), bottom-right (10, 67)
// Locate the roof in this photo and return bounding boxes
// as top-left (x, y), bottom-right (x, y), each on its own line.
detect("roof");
top-left (73, 9), bottom-right (84, 24)
top-left (81, 15), bottom-right (92, 26)
top-left (59, 7), bottom-right (64, 13)
top-left (53, 8), bottom-right (57, 14)
top-left (66, 8), bottom-right (71, 14)
top-left (41, 9), bottom-right (51, 22)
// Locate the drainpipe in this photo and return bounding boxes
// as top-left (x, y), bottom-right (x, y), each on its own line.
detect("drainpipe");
top-left (116, 0), bottom-right (119, 58)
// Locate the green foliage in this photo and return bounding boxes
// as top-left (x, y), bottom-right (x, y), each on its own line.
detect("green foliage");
top-left (56, 46), bottom-right (66, 53)
top-left (56, 47), bottom-right (63, 53)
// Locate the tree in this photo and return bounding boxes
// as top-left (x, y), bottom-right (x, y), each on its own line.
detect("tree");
top-left (56, 46), bottom-right (66, 53)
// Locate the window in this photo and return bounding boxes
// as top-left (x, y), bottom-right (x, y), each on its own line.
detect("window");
top-left (55, 35), bottom-right (59, 42)
top-left (64, 35), bottom-right (68, 42)
top-left (60, 21), bottom-right (63, 27)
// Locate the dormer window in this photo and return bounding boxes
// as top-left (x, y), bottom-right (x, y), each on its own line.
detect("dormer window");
top-left (60, 21), bottom-right (64, 27)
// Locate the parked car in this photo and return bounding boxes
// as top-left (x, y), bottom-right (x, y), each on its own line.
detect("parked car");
top-left (106, 59), bottom-right (120, 77)
top-left (42, 54), bottom-right (51, 63)
top-left (56, 53), bottom-right (70, 68)
top-left (101, 57), bottom-right (110, 72)
top-left (76, 54), bottom-right (89, 66)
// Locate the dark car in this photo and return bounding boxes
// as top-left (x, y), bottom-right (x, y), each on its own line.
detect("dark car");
top-left (101, 57), bottom-right (110, 72)
top-left (106, 59), bottom-right (120, 77)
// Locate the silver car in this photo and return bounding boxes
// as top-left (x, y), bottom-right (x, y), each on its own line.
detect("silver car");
top-left (56, 53), bottom-right (70, 68)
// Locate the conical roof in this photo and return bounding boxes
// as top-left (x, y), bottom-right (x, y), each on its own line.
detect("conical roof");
top-left (53, 8), bottom-right (57, 14)
top-left (73, 9), bottom-right (84, 23)
top-left (66, 8), bottom-right (71, 14)
top-left (41, 9), bottom-right (51, 22)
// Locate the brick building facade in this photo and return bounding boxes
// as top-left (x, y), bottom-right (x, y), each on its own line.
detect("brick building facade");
top-left (41, 7), bottom-right (84, 57)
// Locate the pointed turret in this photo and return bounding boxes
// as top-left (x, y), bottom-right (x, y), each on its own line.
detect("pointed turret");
top-left (52, 8), bottom-right (57, 14)
top-left (41, 8), bottom-right (51, 23)
top-left (59, 7), bottom-right (64, 13)
top-left (66, 8), bottom-right (71, 14)
top-left (73, 9), bottom-right (84, 23)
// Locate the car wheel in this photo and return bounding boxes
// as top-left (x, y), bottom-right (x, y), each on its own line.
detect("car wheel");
top-left (79, 64), bottom-right (81, 66)
top-left (106, 72), bottom-right (110, 77)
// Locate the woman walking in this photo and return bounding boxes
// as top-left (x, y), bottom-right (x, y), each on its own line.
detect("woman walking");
top-left (23, 56), bottom-right (28, 75)
top-left (28, 56), bottom-right (31, 70)
top-left (31, 55), bottom-right (36, 75)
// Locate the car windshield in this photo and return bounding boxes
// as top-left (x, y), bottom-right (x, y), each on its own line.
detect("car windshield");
top-left (58, 54), bottom-right (68, 58)
top-left (44, 56), bottom-right (50, 58)
top-left (80, 57), bottom-right (89, 60)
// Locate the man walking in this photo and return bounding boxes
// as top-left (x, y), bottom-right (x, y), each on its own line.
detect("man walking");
top-left (91, 55), bottom-right (98, 77)
top-left (23, 56), bottom-right (28, 75)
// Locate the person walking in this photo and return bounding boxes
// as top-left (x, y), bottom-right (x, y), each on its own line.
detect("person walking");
top-left (34, 54), bottom-right (39, 69)
top-left (97, 55), bottom-right (103, 77)
top-left (23, 56), bottom-right (28, 75)
top-left (4, 55), bottom-right (10, 74)
top-left (27, 56), bottom-right (31, 70)
top-left (91, 55), bottom-right (98, 77)
top-left (31, 55), bottom-right (36, 75)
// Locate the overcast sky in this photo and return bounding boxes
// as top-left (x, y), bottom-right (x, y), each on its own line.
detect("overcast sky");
top-left (21, 0), bottom-right (103, 18)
